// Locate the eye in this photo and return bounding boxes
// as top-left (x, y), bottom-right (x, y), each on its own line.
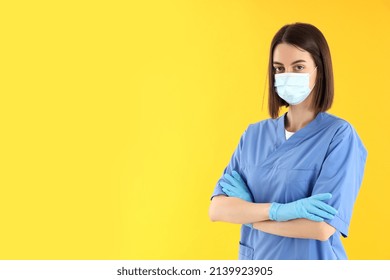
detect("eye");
top-left (273, 66), bottom-right (285, 73)
top-left (294, 65), bottom-right (305, 71)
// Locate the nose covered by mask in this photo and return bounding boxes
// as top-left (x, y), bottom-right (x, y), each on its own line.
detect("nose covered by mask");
top-left (274, 67), bottom-right (317, 105)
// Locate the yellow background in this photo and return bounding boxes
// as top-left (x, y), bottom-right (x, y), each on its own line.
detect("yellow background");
top-left (0, 0), bottom-right (389, 259)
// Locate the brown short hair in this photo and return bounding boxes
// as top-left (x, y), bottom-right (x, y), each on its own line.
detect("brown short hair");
top-left (268, 23), bottom-right (334, 119)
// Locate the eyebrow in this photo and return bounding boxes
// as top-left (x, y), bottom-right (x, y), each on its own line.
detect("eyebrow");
top-left (273, 59), bottom-right (307, 65)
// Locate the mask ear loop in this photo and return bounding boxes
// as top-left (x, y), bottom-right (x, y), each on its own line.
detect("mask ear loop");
top-left (310, 66), bottom-right (318, 91)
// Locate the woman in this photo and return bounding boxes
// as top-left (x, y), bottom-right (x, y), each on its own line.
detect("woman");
top-left (209, 22), bottom-right (367, 260)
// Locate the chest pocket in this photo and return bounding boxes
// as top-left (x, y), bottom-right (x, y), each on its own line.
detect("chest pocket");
top-left (283, 169), bottom-right (316, 202)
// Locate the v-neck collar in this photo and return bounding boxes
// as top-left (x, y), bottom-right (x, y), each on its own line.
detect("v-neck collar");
top-left (276, 112), bottom-right (325, 145)
top-left (259, 112), bottom-right (328, 169)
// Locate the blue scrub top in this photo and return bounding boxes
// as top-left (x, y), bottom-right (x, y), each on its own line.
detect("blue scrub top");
top-left (211, 112), bottom-right (367, 260)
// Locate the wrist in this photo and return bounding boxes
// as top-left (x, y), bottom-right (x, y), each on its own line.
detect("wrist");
top-left (269, 202), bottom-right (281, 221)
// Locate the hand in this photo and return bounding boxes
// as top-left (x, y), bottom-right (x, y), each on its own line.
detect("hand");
top-left (220, 170), bottom-right (254, 229)
top-left (220, 170), bottom-right (254, 202)
top-left (269, 193), bottom-right (338, 222)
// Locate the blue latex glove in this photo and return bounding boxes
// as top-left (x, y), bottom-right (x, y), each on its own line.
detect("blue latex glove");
top-left (269, 193), bottom-right (338, 222)
top-left (220, 170), bottom-right (254, 202)
top-left (220, 170), bottom-right (254, 228)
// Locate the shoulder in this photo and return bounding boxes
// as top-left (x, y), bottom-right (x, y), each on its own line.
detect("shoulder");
top-left (320, 112), bottom-right (357, 137)
top-left (322, 113), bottom-right (367, 157)
top-left (236, 117), bottom-right (282, 148)
top-left (246, 116), bottom-right (280, 133)
top-left (321, 112), bottom-right (350, 128)
top-left (235, 117), bottom-right (279, 144)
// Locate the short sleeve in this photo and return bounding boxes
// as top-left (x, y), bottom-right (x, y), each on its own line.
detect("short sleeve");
top-left (311, 123), bottom-right (367, 237)
top-left (210, 128), bottom-right (247, 200)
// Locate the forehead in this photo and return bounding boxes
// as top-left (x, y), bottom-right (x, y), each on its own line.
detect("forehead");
top-left (273, 43), bottom-right (314, 64)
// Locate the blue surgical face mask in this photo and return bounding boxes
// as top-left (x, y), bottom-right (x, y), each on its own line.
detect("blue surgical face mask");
top-left (274, 67), bottom-right (317, 105)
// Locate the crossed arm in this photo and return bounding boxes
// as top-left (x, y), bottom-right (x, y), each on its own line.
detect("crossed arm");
top-left (209, 195), bottom-right (336, 241)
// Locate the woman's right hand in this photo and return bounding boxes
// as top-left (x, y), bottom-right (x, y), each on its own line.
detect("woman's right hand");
top-left (219, 170), bottom-right (255, 228)
top-left (220, 170), bottom-right (254, 203)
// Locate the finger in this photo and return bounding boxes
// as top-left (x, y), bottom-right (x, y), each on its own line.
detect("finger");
top-left (223, 173), bottom-right (240, 188)
top-left (305, 214), bottom-right (324, 222)
top-left (306, 204), bottom-right (336, 220)
top-left (311, 200), bottom-right (338, 215)
top-left (310, 193), bottom-right (332, 201)
top-left (232, 170), bottom-right (246, 187)
top-left (220, 182), bottom-right (236, 192)
top-left (311, 209), bottom-right (335, 220)
top-left (222, 187), bottom-right (242, 198)
top-left (222, 187), bottom-right (235, 197)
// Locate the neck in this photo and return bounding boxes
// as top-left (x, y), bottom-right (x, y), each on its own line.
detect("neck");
top-left (285, 105), bottom-right (316, 132)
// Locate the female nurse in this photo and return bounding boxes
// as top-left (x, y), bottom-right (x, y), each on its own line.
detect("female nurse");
top-left (209, 22), bottom-right (367, 260)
